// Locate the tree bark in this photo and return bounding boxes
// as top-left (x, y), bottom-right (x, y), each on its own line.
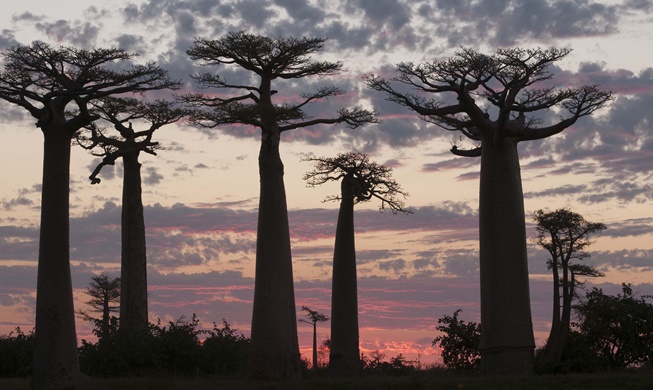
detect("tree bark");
top-left (538, 258), bottom-right (562, 368)
top-left (249, 129), bottom-right (301, 380)
top-left (312, 322), bottom-right (318, 369)
top-left (33, 123), bottom-right (84, 389)
top-left (329, 175), bottom-right (360, 375)
top-left (478, 137), bottom-right (535, 375)
top-left (119, 152), bottom-right (149, 332)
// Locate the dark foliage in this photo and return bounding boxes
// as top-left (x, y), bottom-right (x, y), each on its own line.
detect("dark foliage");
top-left (0, 328), bottom-right (35, 378)
top-left (77, 314), bottom-right (250, 378)
top-left (433, 310), bottom-right (481, 370)
top-left (361, 351), bottom-right (415, 376)
top-left (536, 330), bottom-right (604, 374)
top-left (573, 284), bottom-right (653, 368)
top-left (199, 319), bottom-right (251, 375)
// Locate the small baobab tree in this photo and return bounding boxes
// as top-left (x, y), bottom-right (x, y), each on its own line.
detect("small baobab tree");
top-left (76, 273), bottom-right (121, 339)
top-left (365, 47), bottom-right (612, 374)
top-left (298, 306), bottom-right (329, 370)
top-left (533, 208), bottom-right (605, 370)
top-left (0, 41), bottom-right (179, 389)
top-left (303, 152), bottom-right (410, 375)
top-left (78, 97), bottom-right (185, 333)
top-left (184, 31), bottom-right (378, 380)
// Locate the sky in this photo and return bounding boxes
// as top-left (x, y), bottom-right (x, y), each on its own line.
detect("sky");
top-left (1, 0), bottom-right (653, 366)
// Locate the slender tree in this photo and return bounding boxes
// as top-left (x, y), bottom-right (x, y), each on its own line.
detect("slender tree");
top-left (77, 273), bottom-right (121, 339)
top-left (303, 152), bottom-right (410, 375)
top-left (78, 97), bottom-right (185, 332)
top-left (298, 306), bottom-right (329, 370)
top-left (365, 47), bottom-right (612, 374)
top-left (533, 208), bottom-right (605, 370)
top-left (184, 31), bottom-right (378, 380)
top-left (0, 41), bottom-right (179, 389)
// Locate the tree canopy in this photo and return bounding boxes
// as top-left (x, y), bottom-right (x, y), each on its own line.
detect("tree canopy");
top-left (365, 47), bottom-right (612, 156)
top-left (303, 152), bottom-right (411, 213)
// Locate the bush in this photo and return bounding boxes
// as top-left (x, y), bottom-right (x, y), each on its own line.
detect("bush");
top-left (0, 327), bottom-right (35, 378)
top-left (200, 319), bottom-right (250, 375)
top-left (362, 351), bottom-right (415, 376)
top-left (78, 314), bottom-right (250, 378)
top-left (433, 309), bottom-right (480, 370)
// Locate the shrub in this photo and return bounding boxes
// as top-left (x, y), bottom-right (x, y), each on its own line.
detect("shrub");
top-left (0, 327), bottom-right (35, 377)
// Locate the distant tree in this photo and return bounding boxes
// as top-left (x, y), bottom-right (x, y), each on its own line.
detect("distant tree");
top-left (366, 47), bottom-right (612, 374)
top-left (317, 337), bottom-right (331, 368)
top-left (533, 209), bottom-right (606, 370)
top-left (77, 273), bottom-right (121, 339)
top-left (433, 309), bottom-right (481, 370)
top-left (298, 306), bottom-right (329, 370)
top-left (78, 97), bottom-right (185, 332)
top-left (0, 41), bottom-right (179, 389)
top-left (303, 152), bottom-right (410, 375)
top-left (185, 31), bottom-right (378, 380)
top-left (574, 284), bottom-right (653, 368)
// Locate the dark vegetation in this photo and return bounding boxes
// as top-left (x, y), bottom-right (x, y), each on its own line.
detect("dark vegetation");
top-left (0, 316), bottom-right (250, 379)
top-left (432, 285), bottom-right (653, 375)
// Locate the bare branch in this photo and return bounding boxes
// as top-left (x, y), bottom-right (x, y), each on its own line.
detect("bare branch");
top-left (365, 46), bottom-right (612, 149)
top-left (302, 152), bottom-right (412, 214)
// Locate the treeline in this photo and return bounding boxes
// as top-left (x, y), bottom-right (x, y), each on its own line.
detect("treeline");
top-left (0, 315), bottom-right (249, 378)
top-left (434, 284), bottom-right (653, 373)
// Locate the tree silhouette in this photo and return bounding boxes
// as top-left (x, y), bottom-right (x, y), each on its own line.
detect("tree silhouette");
top-left (533, 209), bottom-right (605, 370)
top-left (184, 31), bottom-right (377, 380)
top-left (0, 41), bottom-right (179, 388)
top-left (433, 309), bottom-right (481, 370)
top-left (575, 284), bottom-right (653, 368)
top-left (77, 273), bottom-right (121, 339)
top-left (365, 47), bottom-right (612, 374)
top-left (298, 306), bottom-right (329, 370)
top-left (78, 97), bottom-right (185, 332)
top-left (303, 152), bottom-right (410, 375)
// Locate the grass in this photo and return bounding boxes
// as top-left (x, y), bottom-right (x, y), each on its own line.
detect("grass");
top-left (3, 371), bottom-right (653, 390)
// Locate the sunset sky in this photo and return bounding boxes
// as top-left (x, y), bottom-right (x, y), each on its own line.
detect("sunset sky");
top-left (1, 0), bottom-right (653, 365)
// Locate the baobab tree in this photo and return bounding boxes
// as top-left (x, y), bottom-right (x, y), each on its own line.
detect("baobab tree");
top-left (77, 273), bottom-right (121, 339)
top-left (184, 31), bottom-right (378, 380)
top-left (533, 208), bottom-right (605, 370)
top-left (0, 41), bottom-right (179, 389)
top-left (78, 97), bottom-right (185, 332)
top-left (298, 306), bottom-right (329, 370)
top-left (303, 152), bottom-right (410, 375)
top-left (365, 47), bottom-right (612, 374)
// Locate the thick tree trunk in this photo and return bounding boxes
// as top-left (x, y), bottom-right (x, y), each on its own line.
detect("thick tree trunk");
top-left (33, 125), bottom-right (84, 389)
top-left (249, 129), bottom-right (301, 380)
top-left (329, 176), bottom-right (360, 375)
top-left (478, 137), bottom-right (535, 375)
top-left (119, 152), bottom-right (149, 332)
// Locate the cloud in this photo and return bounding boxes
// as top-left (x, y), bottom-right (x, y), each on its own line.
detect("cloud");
top-left (35, 19), bottom-right (100, 47)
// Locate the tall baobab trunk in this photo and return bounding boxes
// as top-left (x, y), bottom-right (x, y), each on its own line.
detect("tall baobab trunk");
top-left (478, 138), bottom-right (535, 375)
top-left (119, 152), bottom-right (149, 332)
top-left (249, 128), bottom-right (301, 380)
top-left (329, 175), bottom-right (360, 375)
top-left (33, 125), bottom-right (83, 389)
